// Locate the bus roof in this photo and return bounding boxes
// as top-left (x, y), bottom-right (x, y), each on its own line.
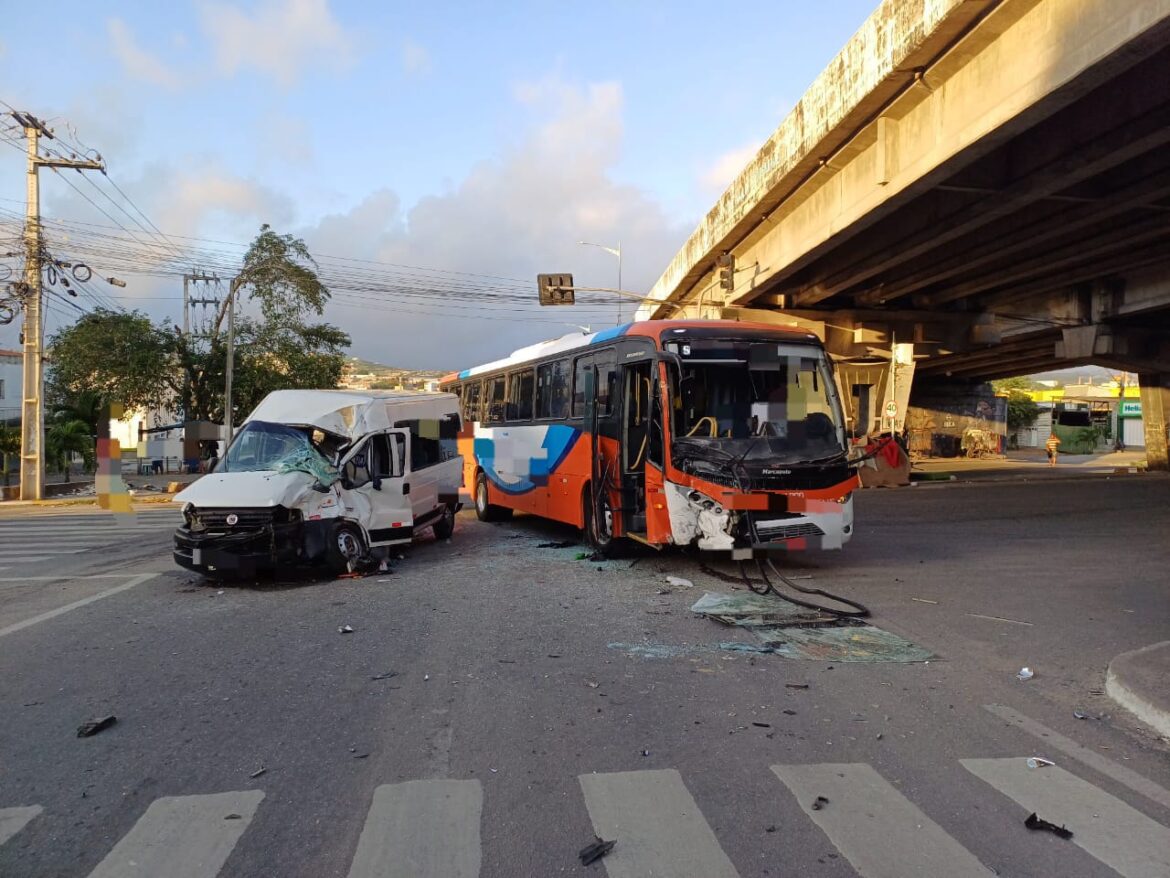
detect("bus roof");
top-left (441, 319), bottom-right (820, 382)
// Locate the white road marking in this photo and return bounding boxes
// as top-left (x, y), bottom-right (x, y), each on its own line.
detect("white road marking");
top-left (984, 704), bottom-right (1170, 809)
top-left (771, 763), bottom-right (991, 878)
top-left (0, 556), bottom-right (54, 564)
top-left (962, 757), bottom-right (1170, 878)
top-left (86, 790), bottom-right (263, 878)
top-left (0, 805), bottom-right (42, 847)
top-left (0, 573), bottom-right (158, 639)
top-left (347, 779), bottom-right (482, 878)
top-left (0, 548), bottom-right (86, 556)
top-left (578, 769), bottom-right (739, 878)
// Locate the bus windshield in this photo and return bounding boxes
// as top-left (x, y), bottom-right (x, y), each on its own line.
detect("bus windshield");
top-left (668, 339), bottom-right (846, 465)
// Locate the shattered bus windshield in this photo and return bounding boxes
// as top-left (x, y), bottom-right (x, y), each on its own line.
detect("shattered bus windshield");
top-left (220, 420), bottom-right (338, 481)
top-left (669, 339), bottom-right (846, 466)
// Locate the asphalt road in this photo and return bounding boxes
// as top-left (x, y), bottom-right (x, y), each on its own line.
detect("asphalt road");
top-left (1, 477), bottom-right (1168, 878)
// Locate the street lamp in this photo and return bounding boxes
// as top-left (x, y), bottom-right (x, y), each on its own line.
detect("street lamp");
top-left (576, 240), bottom-right (622, 324)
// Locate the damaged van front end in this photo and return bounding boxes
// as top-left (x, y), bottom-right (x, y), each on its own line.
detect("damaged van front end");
top-left (173, 426), bottom-right (355, 576)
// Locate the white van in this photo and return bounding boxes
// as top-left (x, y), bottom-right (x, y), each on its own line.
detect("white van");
top-left (173, 389), bottom-right (463, 577)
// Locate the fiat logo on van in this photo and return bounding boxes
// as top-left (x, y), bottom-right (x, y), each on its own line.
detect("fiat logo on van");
top-left (226, 513), bottom-right (239, 526)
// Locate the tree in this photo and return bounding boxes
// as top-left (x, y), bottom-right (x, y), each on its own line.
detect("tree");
top-left (47, 310), bottom-right (172, 415)
top-left (992, 377), bottom-right (1041, 435)
top-left (47, 225), bottom-right (351, 429)
top-left (0, 422), bottom-right (19, 487)
top-left (45, 419), bottom-right (94, 482)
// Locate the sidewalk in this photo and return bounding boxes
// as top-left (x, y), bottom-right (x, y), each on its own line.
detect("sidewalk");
top-left (1107, 642), bottom-right (1170, 739)
top-left (0, 472), bottom-right (203, 507)
top-left (911, 449), bottom-right (1150, 482)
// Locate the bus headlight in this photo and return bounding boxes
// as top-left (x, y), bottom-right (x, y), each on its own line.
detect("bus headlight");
top-left (836, 492), bottom-right (853, 505)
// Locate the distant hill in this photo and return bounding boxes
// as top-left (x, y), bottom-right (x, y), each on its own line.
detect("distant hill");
top-left (339, 356), bottom-right (447, 391)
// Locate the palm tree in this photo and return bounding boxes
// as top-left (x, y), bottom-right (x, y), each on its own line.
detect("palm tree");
top-left (0, 422), bottom-right (19, 487)
top-left (46, 419), bottom-right (94, 482)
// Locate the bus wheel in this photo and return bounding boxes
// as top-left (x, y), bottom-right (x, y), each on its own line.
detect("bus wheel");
top-left (585, 486), bottom-right (616, 555)
top-left (475, 472), bottom-right (512, 522)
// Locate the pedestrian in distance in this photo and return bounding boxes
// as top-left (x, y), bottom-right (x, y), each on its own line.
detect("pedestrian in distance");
top-left (1045, 431), bottom-right (1061, 466)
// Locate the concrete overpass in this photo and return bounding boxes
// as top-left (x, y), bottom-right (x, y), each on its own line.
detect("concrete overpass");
top-left (641, 0), bottom-right (1170, 467)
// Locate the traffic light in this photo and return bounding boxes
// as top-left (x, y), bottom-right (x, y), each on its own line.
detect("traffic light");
top-left (717, 252), bottom-right (735, 292)
top-left (537, 273), bottom-right (575, 306)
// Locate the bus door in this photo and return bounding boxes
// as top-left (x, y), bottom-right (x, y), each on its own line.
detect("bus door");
top-left (642, 359), bottom-right (673, 545)
top-left (581, 349), bottom-right (620, 534)
top-left (621, 359), bottom-right (653, 536)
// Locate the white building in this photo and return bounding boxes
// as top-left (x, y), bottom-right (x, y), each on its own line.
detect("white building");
top-left (0, 348), bottom-right (21, 423)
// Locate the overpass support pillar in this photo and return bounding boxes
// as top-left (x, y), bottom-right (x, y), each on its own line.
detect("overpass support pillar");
top-left (1138, 373), bottom-right (1170, 471)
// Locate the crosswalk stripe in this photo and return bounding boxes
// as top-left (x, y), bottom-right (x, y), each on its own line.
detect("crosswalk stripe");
top-left (962, 757), bottom-right (1170, 878)
top-left (0, 805), bottom-right (42, 847)
top-left (984, 704), bottom-right (1170, 809)
top-left (86, 790), bottom-right (263, 878)
top-left (771, 763), bottom-right (990, 878)
top-left (578, 769), bottom-right (739, 878)
top-left (347, 780), bottom-right (482, 878)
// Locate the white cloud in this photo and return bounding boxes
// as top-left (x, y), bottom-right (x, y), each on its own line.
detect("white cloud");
top-left (300, 77), bottom-right (692, 369)
top-left (198, 0), bottom-right (355, 87)
top-left (700, 142), bottom-right (760, 192)
top-left (401, 40), bottom-right (431, 76)
top-left (259, 112), bottom-right (315, 166)
top-left (107, 19), bottom-right (184, 89)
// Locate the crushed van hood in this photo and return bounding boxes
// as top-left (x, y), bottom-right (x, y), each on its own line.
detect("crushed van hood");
top-left (174, 471), bottom-right (316, 508)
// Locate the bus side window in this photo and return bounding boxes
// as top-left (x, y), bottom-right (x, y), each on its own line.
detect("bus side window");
top-left (596, 352), bottom-right (618, 416)
top-left (485, 377), bottom-right (506, 424)
top-left (462, 381), bottom-right (482, 422)
top-left (537, 359), bottom-right (571, 419)
top-left (572, 355), bottom-right (594, 418)
top-left (506, 369), bottom-right (534, 421)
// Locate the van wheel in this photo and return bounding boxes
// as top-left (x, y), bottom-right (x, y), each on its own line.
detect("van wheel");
top-left (327, 521), bottom-right (366, 575)
top-left (475, 472), bottom-right (512, 522)
top-left (432, 504), bottom-right (456, 540)
top-left (584, 486), bottom-right (616, 556)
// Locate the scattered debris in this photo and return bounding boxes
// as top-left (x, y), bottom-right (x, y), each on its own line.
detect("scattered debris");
top-left (76, 716), bottom-right (117, 738)
top-left (586, 681), bottom-right (600, 689)
top-left (666, 576), bottom-right (694, 588)
top-left (1024, 812), bottom-right (1073, 839)
top-left (1073, 710), bottom-right (1088, 720)
top-left (911, 598), bottom-right (939, 604)
top-left (752, 722), bottom-right (772, 728)
top-left (782, 709), bottom-right (797, 716)
top-left (423, 674), bottom-right (430, 681)
top-left (370, 671), bottom-right (398, 681)
top-left (641, 749), bottom-right (650, 757)
top-left (537, 540), bottom-right (576, 548)
top-left (655, 587), bottom-right (673, 595)
top-left (339, 625), bottom-right (354, 634)
top-left (966, 612), bottom-right (1033, 627)
top-left (1017, 667), bottom-right (1035, 681)
top-left (719, 641), bottom-right (781, 655)
top-left (765, 825), bottom-right (777, 833)
top-left (785, 683), bottom-right (810, 690)
top-left (224, 813), bottom-right (241, 820)
top-left (547, 654), bottom-right (562, 658)
top-left (578, 836), bottom-right (617, 866)
top-left (352, 753), bottom-right (369, 759)
top-left (249, 767), bottom-right (267, 779)
top-left (574, 552), bottom-right (590, 560)
top-left (1026, 757), bottom-right (1055, 769)
top-left (810, 796), bottom-right (830, 811)
top-left (498, 659), bottom-right (516, 664)
top-left (876, 732), bottom-right (883, 740)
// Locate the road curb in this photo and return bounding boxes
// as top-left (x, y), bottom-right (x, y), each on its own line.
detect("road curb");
top-left (1105, 641), bottom-right (1170, 739)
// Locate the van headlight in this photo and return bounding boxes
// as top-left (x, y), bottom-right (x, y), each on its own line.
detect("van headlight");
top-left (182, 502), bottom-right (195, 525)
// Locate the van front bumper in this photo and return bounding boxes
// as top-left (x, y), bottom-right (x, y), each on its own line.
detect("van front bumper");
top-left (173, 523), bottom-right (305, 574)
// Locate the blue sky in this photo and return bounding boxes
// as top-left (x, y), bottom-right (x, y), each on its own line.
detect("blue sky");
top-left (0, 0), bottom-right (878, 368)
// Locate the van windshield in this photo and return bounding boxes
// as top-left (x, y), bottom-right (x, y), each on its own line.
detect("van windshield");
top-left (219, 420), bottom-right (339, 484)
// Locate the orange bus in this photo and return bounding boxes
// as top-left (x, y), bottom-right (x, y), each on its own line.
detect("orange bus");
top-left (440, 320), bottom-right (858, 557)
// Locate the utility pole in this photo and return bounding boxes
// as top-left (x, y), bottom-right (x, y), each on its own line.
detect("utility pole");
top-left (223, 276), bottom-right (242, 448)
top-left (10, 111), bottom-right (103, 500)
top-left (182, 271), bottom-right (220, 338)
